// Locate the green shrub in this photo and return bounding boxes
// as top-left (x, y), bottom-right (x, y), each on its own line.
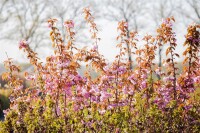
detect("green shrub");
top-left (0, 88), bottom-right (11, 120)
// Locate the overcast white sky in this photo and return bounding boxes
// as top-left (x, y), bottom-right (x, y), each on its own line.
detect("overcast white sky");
top-left (0, 20), bottom-right (188, 64)
top-left (0, 0), bottom-right (195, 64)
top-left (0, 19), bottom-right (119, 63)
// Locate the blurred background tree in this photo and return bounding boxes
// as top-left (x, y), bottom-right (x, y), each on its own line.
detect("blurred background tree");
top-left (0, 0), bottom-right (199, 55)
top-left (180, 0), bottom-right (200, 24)
top-left (149, 0), bottom-right (180, 74)
top-left (101, 0), bottom-right (147, 69)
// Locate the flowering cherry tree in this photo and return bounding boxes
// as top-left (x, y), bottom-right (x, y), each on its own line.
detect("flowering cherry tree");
top-left (0, 8), bottom-right (200, 132)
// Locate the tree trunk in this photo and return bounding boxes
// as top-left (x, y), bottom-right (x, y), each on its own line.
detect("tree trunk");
top-left (127, 30), bottom-right (133, 69)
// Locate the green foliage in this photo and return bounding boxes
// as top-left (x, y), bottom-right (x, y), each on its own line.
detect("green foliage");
top-left (0, 88), bottom-right (11, 120)
top-left (0, 93), bottom-right (199, 132)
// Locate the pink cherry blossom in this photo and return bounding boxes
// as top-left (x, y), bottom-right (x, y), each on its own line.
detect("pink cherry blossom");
top-left (15, 85), bottom-right (23, 91)
top-left (124, 22), bottom-right (128, 28)
top-left (98, 109), bottom-right (106, 115)
top-left (48, 23), bottom-right (52, 28)
top-left (64, 20), bottom-right (74, 28)
top-left (19, 40), bottom-right (28, 49)
top-left (141, 81), bottom-right (147, 89)
top-left (92, 45), bottom-right (98, 51)
top-left (100, 91), bottom-right (112, 101)
top-left (82, 88), bottom-right (90, 99)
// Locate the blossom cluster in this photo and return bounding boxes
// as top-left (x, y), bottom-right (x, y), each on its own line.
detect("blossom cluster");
top-left (0, 9), bottom-right (200, 132)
